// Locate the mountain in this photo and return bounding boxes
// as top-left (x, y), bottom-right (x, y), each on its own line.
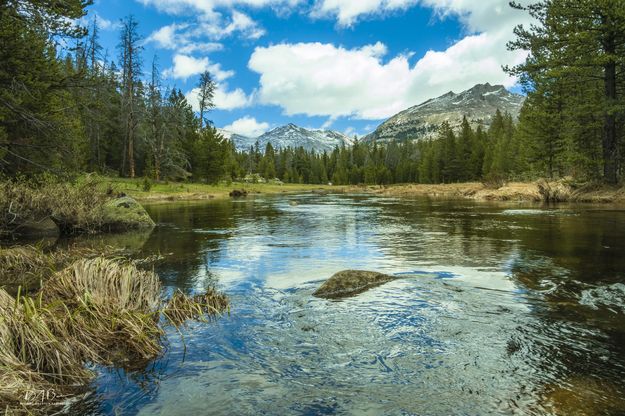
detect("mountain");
top-left (364, 83), bottom-right (525, 143)
top-left (216, 129), bottom-right (256, 151)
top-left (218, 123), bottom-right (354, 153)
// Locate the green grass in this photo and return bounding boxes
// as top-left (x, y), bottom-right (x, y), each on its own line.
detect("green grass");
top-left (100, 176), bottom-right (339, 201)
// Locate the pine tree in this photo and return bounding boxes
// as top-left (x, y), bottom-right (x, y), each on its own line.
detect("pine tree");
top-left (197, 71), bottom-right (216, 131)
top-left (146, 57), bottom-right (166, 180)
top-left (457, 116), bottom-right (474, 181)
top-left (260, 143), bottom-right (277, 180)
top-left (515, 92), bottom-right (566, 179)
top-left (507, 0), bottom-right (625, 183)
top-left (469, 124), bottom-right (486, 180)
top-left (0, 1), bottom-right (89, 173)
top-left (439, 122), bottom-right (458, 183)
top-left (118, 16), bottom-right (143, 178)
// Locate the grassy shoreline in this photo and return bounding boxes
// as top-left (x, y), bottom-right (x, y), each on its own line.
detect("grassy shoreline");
top-left (103, 177), bottom-right (341, 202)
top-left (347, 181), bottom-right (625, 204)
top-left (106, 177), bottom-right (625, 205)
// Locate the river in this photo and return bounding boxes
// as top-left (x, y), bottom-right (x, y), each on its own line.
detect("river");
top-left (72, 194), bottom-right (625, 415)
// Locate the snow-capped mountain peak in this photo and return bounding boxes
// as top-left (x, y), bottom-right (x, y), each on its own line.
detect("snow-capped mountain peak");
top-left (217, 125), bottom-right (354, 153)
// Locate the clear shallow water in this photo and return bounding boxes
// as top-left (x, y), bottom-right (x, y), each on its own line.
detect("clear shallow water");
top-left (72, 194), bottom-right (625, 415)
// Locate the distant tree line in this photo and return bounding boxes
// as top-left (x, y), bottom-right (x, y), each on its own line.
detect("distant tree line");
top-left (239, 111), bottom-right (518, 185)
top-left (1, 1), bottom-right (623, 185)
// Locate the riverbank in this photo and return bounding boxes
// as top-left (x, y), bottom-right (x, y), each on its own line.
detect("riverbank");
top-left (106, 177), bottom-right (625, 204)
top-left (0, 176), bottom-right (155, 239)
top-left (349, 180), bottom-right (625, 204)
top-left (104, 177), bottom-right (340, 202)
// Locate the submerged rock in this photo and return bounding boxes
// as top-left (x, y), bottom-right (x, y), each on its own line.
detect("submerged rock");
top-left (313, 270), bottom-right (395, 299)
top-left (229, 189), bottom-right (248, 198)
top-left (540, 376), bottom-right (625, 416)
top-left (13, 217), bottom-right (60, 238)
top-left (101, 196), bottom-right (155, 231)
top-left (311, 189), bottom-right (330, 195)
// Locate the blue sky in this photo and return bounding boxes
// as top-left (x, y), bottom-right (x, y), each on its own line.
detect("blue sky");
top-left (85, 0), bottom-right (531, 138)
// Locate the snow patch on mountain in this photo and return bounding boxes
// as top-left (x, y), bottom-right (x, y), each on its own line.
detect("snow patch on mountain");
top-left (218, 124), bottom-right (354, 153)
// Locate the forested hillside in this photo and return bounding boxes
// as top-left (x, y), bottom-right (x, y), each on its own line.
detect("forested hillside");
top-left (0, 1), bottom-right (236, 183)
top-left (1, 0), bottom-right (623, 185)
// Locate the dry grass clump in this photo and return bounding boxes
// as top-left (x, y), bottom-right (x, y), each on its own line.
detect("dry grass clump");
top-left (0, 244), bottom-right (121, 292)
top-left (0, 255), bottom-right (230, 413)
top-left (43, 258), bottom-right (164, 366)
top-left (44, 257), bottom-right (161, 312)
top-left (536, 179), bottom-right (573, 202)
top-left (0, 246), bottom-right (51, 286)
top-left (481, 173), bottom-right (507, 190)
top-left (0, 174), bottom-right (110, 237)
top-left (0, 354), bottom-right (61, 412)
top-left (2, 290), bottom-right (92, 384)
top-left (0, 289), bottom-right (87, 410)
top-left (163, 288), bottom-right (230, 326)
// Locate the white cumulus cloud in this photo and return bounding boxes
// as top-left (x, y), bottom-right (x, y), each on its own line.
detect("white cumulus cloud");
top-left (223, 116), bottom-right (270, 137)
top-left (419, 0), bottom-right (533, 33)
top-left (79, 11), bottom-right (121, 31)
top-left (197, 10), bottom-right (265, 40)
top-left (140, 0), bottom-right (302, 45)
top-left (312, 0), bottom-right (418, 27)
top-left (249, 35), bottom-right (525, 120)
top-left (312, 0), bottom-right (533, 29)
top-left (164, 54), bottom-right (235, 81)
top-left (146, 11), bottom-right (264, 55)
top-left (186, 83), bottom-right (253, 111)
top-left (146, 23), bottom-right (224, 54)
top-left (248, 0), bottom-right (533, 119)
top-left (137, 0), bottom-right (302, 15)
top-left (214, 84), bottom-right (253, 109)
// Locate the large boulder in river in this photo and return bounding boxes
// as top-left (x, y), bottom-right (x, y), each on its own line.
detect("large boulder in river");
top-left (101, 196), bottom-right (155, 231)
top-left (313, 270), bottom-right (395, 299)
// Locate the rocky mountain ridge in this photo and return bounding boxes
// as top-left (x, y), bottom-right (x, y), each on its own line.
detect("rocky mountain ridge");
top-left (364, 83), bottom-right (525, 143)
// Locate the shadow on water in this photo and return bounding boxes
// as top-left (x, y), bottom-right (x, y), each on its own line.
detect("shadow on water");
top-left (62, 194), bottom-right (625, 415)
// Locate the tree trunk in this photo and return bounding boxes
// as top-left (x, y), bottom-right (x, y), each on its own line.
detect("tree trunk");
top-left (199, 105), bottom-right (204, 131)
top-left (154, 154), bottom-right (160, 181)
top-left (128, 131), bottom-right (135, 178)
top-left (126, 96), bottom-right (135, 178)
top-left (602, 17), bottom-right (618, 184)
top-left (603, 60), bottom-right (617, 184)
top-left (127, 49), bottom-right (135, 178)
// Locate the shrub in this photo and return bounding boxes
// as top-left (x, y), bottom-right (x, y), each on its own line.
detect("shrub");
top-left (163, 287), bottom-right (229, 326)
top-left (142, 176), bottom-right (152, 192)
top-left (481, 173), bottom-right (507, 190)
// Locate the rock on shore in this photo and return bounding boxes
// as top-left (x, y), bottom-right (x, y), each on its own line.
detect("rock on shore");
top-left (101, 196), bottom-right (155, 231)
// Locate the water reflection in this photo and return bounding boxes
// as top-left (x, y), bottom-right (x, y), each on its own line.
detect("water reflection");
top-left (72, 194), bottom-right (625, 415)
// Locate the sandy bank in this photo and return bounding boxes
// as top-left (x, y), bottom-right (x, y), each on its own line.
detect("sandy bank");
top-left (349, 181), bottom-right (625, 204)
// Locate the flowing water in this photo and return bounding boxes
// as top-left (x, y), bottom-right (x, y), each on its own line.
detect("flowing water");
top-left (72, 194), bottom-right (625, 415)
